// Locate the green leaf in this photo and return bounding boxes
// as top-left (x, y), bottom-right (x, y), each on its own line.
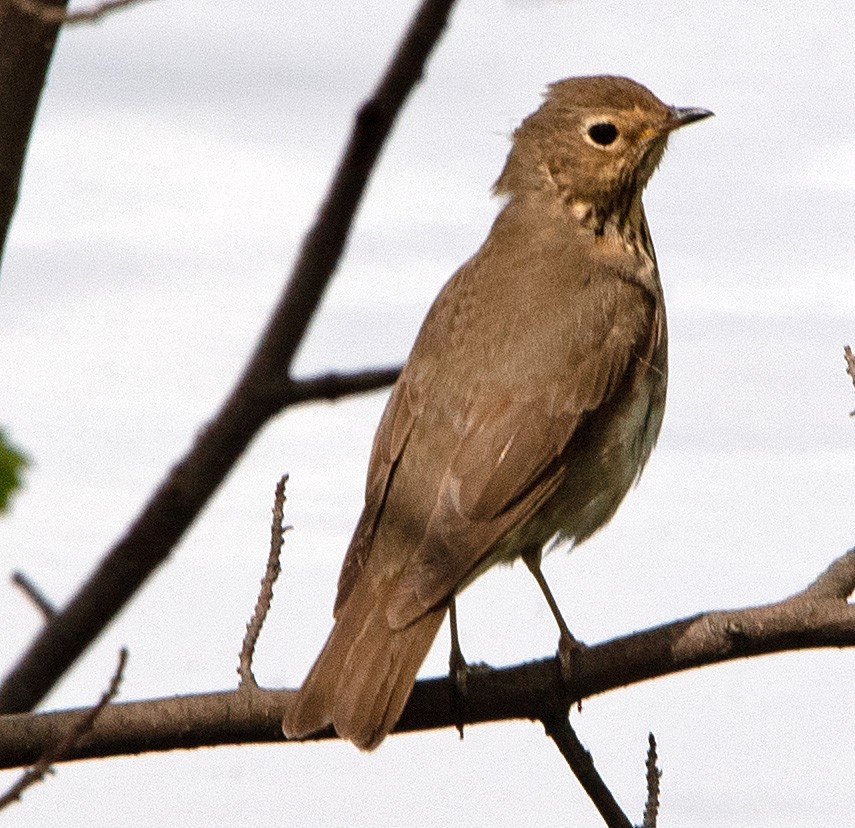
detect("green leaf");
top-left (0, 429), bottom-right (28, 513)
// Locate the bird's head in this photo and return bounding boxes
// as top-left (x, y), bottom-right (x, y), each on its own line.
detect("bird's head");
top-left (495, 75), bottom-right (711, 226)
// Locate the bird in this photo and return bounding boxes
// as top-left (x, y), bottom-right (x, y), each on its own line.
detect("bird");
top-left (282, 75), bottom-right (711, 750)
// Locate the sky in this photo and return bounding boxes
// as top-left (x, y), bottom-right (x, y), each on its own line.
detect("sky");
top-left (1, 0), bottom-right (854, 825)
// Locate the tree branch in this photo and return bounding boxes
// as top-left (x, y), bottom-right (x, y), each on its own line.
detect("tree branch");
top-left (11, 0), bottom-right (154, 24)
top-left (542, 713), bottom-right (632, 828)
top-left (281, 366), bottom-right (401, 407)
top-left (802, 546), bottom-right (855, 600)
top-left (0, 0), bottom-right (456, 716)
top-left (238, 476), bottom-right (288, 690)
top-left (641, 733), bottom-right (661, 828)
top-left (0, 0), bottom-right (68, 267)
top-left (844, 345), bottom-right (855, 415)
top-left (0, 649), bottom-right (126, 808)
top-left (2, 547), bottom-right (853, 769)
top-left (10, 572), bottom-right (56, 620)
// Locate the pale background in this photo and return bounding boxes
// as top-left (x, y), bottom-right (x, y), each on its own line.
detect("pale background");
top-left (1, 1), bottom-right (854, 825)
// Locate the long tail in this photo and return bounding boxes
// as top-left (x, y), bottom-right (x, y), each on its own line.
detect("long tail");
top-left (282, 578), bottom-right (446, 751)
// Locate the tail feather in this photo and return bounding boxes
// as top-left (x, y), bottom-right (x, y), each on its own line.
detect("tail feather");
top-left (282, 578), bottom-right (446, 751)
top-left (335, 605), bottom-right (445, 749)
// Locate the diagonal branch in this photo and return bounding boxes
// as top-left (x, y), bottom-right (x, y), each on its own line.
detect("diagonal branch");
top-left (0, 648), bottom-right (126, 808)
top-left (542, 713), bottom-right (632, 828)
top-left (0, 0), bottom-right (457, 716)
top-left (0, 0), bottom-right (68, 268)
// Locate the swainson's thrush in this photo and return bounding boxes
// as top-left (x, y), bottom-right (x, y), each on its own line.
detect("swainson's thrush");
top-left (283, 75), bottom-right (711, 750)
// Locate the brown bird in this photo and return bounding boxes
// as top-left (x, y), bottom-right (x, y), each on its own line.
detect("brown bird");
top-left (282, 75), bottom-right (711, 750)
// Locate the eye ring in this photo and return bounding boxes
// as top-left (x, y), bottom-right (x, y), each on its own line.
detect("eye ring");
top-left (586, 122), bottom-right (619, 147)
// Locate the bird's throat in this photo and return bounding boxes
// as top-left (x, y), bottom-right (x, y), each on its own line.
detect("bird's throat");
top-left (570, 196), bottom-right (660, 294)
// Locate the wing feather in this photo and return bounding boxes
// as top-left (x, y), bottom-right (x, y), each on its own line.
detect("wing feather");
top-left (337, 263), bottom-right (658, 629)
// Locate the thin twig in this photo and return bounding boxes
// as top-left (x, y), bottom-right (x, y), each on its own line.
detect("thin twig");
top-left (10, 571), bottom-right (56, 619)
top-left (281, 366), bottom-right (401, 407)
top-left (0, 648), bottom-right (127, 809)
top-left (542, 713), bottom-right (632, 828)
top-left (844, 345), bottom-right (855, 416)
top-left (641, 733), bottom-right (661, 828)
top-left (238, 476), bottom-right (289, 690)
top-left (12, 0), bottom-right (155, 24)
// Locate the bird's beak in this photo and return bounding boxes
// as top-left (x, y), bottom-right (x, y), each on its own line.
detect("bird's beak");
top-left (667, 106), bottom-right (714, 130)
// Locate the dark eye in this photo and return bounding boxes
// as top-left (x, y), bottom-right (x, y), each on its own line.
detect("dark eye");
top-left (587, 122), bottom-right (618, 146)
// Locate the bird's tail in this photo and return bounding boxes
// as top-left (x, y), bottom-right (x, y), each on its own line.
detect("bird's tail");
top-left (282, 578), bottom-right (446, 751)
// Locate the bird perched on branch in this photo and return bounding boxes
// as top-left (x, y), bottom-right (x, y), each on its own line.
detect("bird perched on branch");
top-left (283, 75), bottom-right (711, 750)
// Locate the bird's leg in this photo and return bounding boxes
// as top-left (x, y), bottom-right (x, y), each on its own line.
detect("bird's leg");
top-left (448, 597), bottom-right (468, 692)
top-left (521, 547), bottom-right (584, 684)
top-left (448, 597), bottom-right (468, 739)
top-left (521, 547), bottom-right (577, 644)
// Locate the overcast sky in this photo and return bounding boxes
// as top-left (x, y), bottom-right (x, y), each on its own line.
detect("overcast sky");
top-left (1, 1), bottom-right (854, 825)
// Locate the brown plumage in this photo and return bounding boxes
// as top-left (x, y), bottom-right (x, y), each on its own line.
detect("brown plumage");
top-left (282, 75), bottom-right (711, 750)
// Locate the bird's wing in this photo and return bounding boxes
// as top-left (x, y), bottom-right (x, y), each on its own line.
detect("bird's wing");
top-left (334, 377), bottom-right (421, 614)
top-left (338, 284), bottom-right (659, 627)
top-left (384, 332), bottom-right (642, 629)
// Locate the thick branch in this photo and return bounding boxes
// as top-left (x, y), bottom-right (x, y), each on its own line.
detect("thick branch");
top-left (2, 569), bottom-right (854, 769)
top-left (0, 0), bottom-right (455, 715)
top-left (0, 0), bottom-right (68, 267)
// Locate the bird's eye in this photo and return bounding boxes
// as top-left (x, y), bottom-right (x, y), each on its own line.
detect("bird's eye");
top-left (587, 122), bottom-right (619, 146)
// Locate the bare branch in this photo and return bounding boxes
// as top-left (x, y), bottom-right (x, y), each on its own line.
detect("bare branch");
top-left (542, 712), bottom-right (632, 828)
top-left (641, 733), bottom-right (661, 828)
top-left (845, 345), bottom-right (855, 416)
top-left (0, 0), bottom-right (65, 267)
top-left (238, 476), bottom-right (289, 690)
top-left (802, 546), bottom-right (855, 600)
top-left (0, 0), bottom-right (457, 716)
top-left (10, 571), bottom-right (56, 619)
top-left (3, 549), bottom-right (855, 769)
top-left (0, 648), bottom-right (126, 809)
top-left (280, 366), bottom-right (400, 407)
top-left (11, 0), bottom-right (155, 25)
top-left (844, 345), bottom-right (855, 388)
top-left (235, 0), bottom-right (456, 392)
